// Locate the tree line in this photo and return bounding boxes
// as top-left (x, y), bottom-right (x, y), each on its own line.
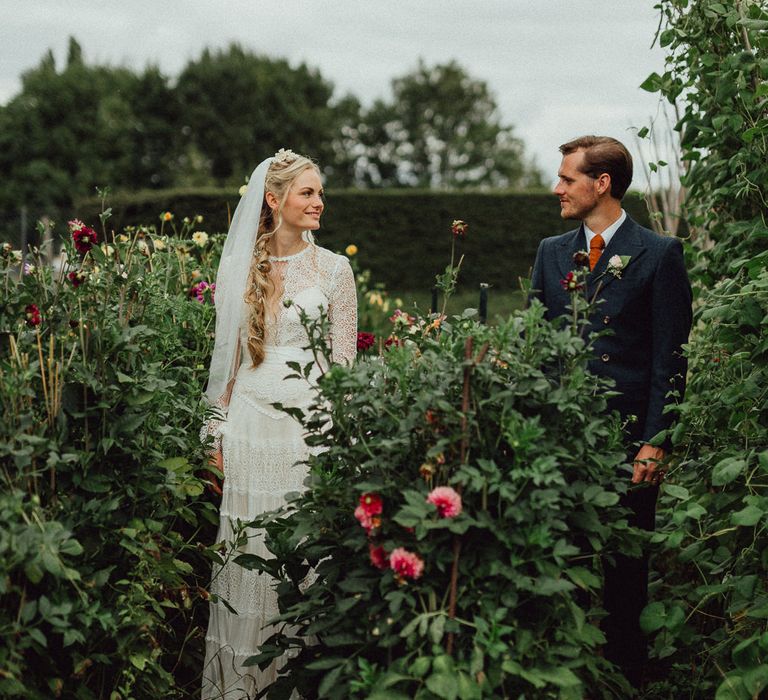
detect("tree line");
top-left (0, 38), bottom-right (543, 227)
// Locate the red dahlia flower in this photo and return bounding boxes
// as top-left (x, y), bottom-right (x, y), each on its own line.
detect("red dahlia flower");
top-left (368, 543), bottom-right (388, 570)
top-left (451, 219), bottom-right (468, 239)
top-left (68, 219), bottom-right (98, 255)
top-left (358, 493), bottom-right (383, 516)
top-left (25, 304), bottom-right (41, 327)
top-left (560, 271), bottom-right (584, 292)
top-left (357, 331), bottom-right (375, 352)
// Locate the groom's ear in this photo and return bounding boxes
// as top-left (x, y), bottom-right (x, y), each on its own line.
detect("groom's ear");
top-left (595, 172), bottom-right (612, 197)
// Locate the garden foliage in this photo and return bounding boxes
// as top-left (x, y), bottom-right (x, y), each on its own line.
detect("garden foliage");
top-left (238, 292), bottom-right (646, 699)
top-left (73, 188), bottom-right (651, 292)
top-left (0, 216), bottom-right (221, 698)
top-left (638, 1), bottom-right (768, 697)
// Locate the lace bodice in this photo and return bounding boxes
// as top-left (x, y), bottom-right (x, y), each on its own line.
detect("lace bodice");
top-left (238, 244), bottom-right (356, 364)
top-left (201, 244), bottom-right (357, 449)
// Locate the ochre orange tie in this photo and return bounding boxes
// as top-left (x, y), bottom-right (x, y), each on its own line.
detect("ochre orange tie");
top-left (589, 233), bottom-right (605, 271)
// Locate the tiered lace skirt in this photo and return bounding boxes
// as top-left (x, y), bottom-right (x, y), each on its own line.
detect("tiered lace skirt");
top-left (202, 347), bottom-right (318, 700)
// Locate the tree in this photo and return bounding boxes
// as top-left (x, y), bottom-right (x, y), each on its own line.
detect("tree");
top-left (0, 37), bottom-right (182, 234)
top-left (356, 60), bottom-right (542, 189)
top-left (175, 44), bottom-right (351, 185)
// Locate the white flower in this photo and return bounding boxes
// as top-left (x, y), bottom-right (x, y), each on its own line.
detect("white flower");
top-left (606, 254), bottom-right (631, 278)
top-left (273, 148), bottom-right (297, 164)
top-left (136, 240), bottom-right (149, 254)
top-left (101, 244), bottom-right (115, 257)
top-left (11, 250), bottom-right (23, 263)
top-left (238, 184), bottom-right (248, 197)
top-left (192, 231), bottom-right (209, 248)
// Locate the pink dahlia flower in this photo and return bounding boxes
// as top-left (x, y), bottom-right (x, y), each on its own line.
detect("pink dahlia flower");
top-left (426, 486), bottom-right (462, 518)
top-left (389, 547), bottom-right (424, 580)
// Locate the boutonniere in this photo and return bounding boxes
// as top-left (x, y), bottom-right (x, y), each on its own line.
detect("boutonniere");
top-left (606, 255), bottom-right (631, 278)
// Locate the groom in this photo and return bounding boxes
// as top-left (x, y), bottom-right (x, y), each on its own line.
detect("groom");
top-left (529, 135), bottom-right (692, 685)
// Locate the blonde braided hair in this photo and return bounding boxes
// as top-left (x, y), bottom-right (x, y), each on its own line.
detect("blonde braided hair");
top-left (244, 153), bottom-right (320, 367)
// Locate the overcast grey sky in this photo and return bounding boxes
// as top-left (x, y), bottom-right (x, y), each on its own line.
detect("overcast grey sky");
top-left (0, 0), bottom-right (669, 183)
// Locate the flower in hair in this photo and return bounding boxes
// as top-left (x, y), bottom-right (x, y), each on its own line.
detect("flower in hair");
top-left (273, 148), bottom-right (298, 164)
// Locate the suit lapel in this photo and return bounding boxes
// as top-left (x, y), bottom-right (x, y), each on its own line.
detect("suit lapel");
top-left (588, 217), bottom-right (647, 295)
top-left (556, 225), bottom-right (587, 279)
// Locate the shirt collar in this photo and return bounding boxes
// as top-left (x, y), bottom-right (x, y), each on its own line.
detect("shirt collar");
top-left (584, 209), bottom-right (626, 248)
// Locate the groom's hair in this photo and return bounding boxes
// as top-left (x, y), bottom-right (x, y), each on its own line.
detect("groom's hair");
top-left (559, 136), bottom-right (633, 200)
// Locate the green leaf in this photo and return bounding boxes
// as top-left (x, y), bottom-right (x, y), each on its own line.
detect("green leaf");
top-left (742, 665), bottom-right (768, 696)
top-left (305, 657), bottom-right (346, 671)
top-left (410, 656), bottom-right (431, 677)
top-left (715, 674), bottom-right (749, 700)
top-left (639, 72), bottom-right (662, 92)
top-left (639, 602), bottom-right (666, 633)
top-left (536, 666), bottom-right (581, 688)
top-left (425, 672), bottom-right (458, 699)
top-left (318, 664), bottom-right (344, 698)
top-left (732, 505), bottom-right (764, 527)
top-left (712, 457), bottom-right (746, 486)
top-left (663, 484), bottom-right (689, 500)
top-left (129, 654), bottom-right (147, 671)
top-left (430, 615), bottom-right (446, 644)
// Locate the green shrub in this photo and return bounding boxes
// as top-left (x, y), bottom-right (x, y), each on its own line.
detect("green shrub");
top-left (0, 221), bottom-right (221, 698)
top-left (72, 188), bottom-right (652, 292)
top-left (238, 294), bottom-right (645, 699)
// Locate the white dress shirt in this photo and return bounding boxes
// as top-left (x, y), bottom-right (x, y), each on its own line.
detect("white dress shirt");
top-left (585, 209), bottom-right (627, 249)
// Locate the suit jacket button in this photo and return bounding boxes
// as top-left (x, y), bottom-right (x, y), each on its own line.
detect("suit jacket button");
top-left (601, 353), bottom-right (610, 362)
top-left (603, 315), bottom-right (611, 324)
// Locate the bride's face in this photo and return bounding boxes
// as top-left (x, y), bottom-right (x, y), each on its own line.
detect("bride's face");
top-left (276, 168), bottom-right (324, 234)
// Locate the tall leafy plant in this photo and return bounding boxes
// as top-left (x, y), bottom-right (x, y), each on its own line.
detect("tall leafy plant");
top-left (638, 2), bottom-right (768, 697)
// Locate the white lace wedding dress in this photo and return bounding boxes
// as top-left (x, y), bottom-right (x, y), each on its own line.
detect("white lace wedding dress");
top-left (201, 244), bottom-right (356, 699)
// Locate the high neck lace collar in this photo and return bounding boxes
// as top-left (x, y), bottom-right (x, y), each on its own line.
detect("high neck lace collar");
top-left (268, 244), bottom-right (312, 262)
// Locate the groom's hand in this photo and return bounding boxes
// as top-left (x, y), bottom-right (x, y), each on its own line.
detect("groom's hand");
top-left (632, 444), bottom-right (666, 484)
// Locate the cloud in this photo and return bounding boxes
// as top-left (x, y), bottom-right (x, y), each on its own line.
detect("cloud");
top-left (0, 0), bottom-right (669, 181)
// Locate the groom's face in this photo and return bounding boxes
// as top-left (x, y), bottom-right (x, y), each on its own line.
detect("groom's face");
top-left (554, 150), bottom-right (599, 220)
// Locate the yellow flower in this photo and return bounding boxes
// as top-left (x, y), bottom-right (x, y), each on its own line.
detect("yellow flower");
top-left (162, 212), bottom-right (173, 222)
top-left (345, 244), bottom-right (358, 257)
top-left (100, 244), bottom-right (115, 257)
top-left (395, 298), bottom-right (403, 307)
top-left (195, 215), bottom-right (204, 223)
top-left (368, 291), bottom-right (383, 307)
top-left (238, 185), bottom-right (248, 197)
top-left (118, 234), bottom-right (129, 243)
top-left (192, 231), bottom-right (209, 248)
top-left (152, 238), bottom-right (166, 251)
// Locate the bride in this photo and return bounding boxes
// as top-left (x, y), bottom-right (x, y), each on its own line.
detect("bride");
top-left (200, 149), bottom-right (357, 698)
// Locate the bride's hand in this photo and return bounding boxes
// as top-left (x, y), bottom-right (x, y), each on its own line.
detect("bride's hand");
top-left (204, 450), bottom-right (224, 497)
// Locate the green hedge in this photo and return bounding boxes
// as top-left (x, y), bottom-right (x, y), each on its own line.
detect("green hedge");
top-left (76, 188), bottom-right (651, 291)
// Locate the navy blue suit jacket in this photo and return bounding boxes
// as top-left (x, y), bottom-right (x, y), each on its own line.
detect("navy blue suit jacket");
top-left (530, 215), bottom-right (692, 448)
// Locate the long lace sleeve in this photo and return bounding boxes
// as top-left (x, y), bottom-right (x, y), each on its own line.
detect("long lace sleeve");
top-left (328, 256), bottom-right (358, 365)
top-left (199, 340), bottom-right (241, 453)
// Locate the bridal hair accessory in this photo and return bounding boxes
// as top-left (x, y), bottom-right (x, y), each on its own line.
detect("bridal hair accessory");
top-left (204, 156), bottom-right (274, 404)
top-left (274, 148), bottom-right (298, 164)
